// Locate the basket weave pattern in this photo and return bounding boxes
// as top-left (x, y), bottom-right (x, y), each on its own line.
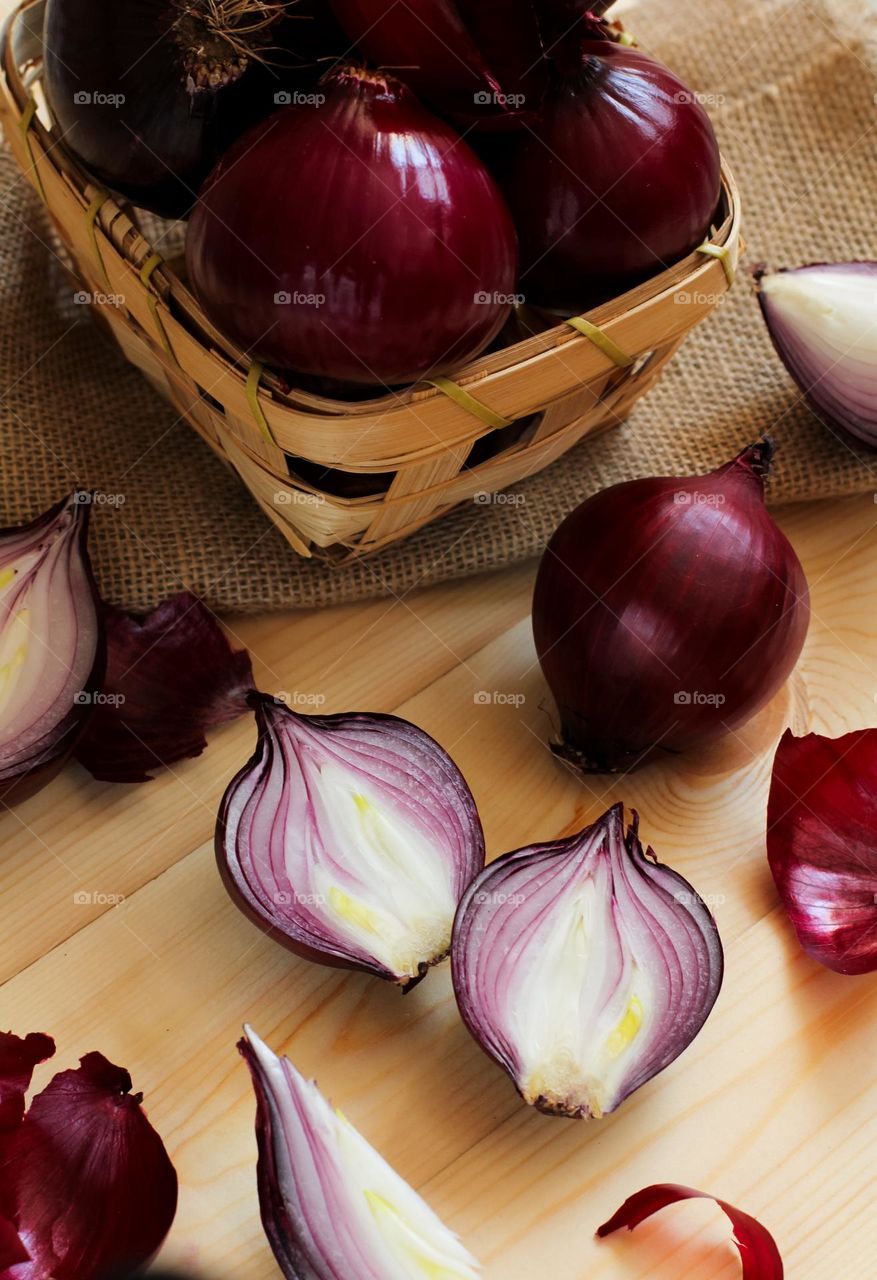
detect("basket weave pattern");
top-left (0, 0), bottom-right (741, 562)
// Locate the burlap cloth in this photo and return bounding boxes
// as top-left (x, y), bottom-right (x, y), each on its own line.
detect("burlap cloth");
top-left (1, 0), bottom-right (876, 613)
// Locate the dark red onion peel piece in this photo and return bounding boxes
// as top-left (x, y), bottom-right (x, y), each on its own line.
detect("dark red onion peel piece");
top-left (533, 441), bottom-right (811, 773)
top-left (239, 1027), bottom-right (480, 1279)
top-left (74, 591), bottom-right (254, 783)
top-left (0, 1031), bottom-right (178, 1280)
top-left (597, 1184), bottom-right (784, 1278)
top-left (451, 803), bottom-right (723, 1118)
top-left (217, 695), bottom-right (486, 988)
top-left (767, 727), bottom-right (877, 974)
top-left (0, 495), bottom-right (103, 807)
top-left (758, 263), bottom-right (877, 449)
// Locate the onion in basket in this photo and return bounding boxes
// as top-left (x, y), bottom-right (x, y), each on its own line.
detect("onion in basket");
top-left (497, 39), bottom-right (722, 308)
top-left (328, 0), bottom-right (547, 126)
top-left (186, 64), bottom-right (519, 386)
top-left (42, 0), bottom-right (341, 218)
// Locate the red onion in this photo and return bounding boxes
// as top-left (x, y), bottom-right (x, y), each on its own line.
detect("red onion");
top-left (43, 0), bottom-right (338, 218)
top-left (497, 40), bottom-right (722, 308)
top-left (533, 441), bottom-right (810, 773)
top-left (767, 727), bottom-right (877, 975)
top-left (328, 0), bottom-right (546, 125)
top-left (239, 1027), bottom-right (480, 1279)
top-left (451, 803), bottom-right (723, 1119)
top-left (186, 65), bottom-right (518, 386)
top-left (0, 1030), bottom-right (177, 1279)
top-left (598, 1185), bottom-right (784, 1278)
top-left (758, 263), bottom-right (877, 449)
top-left (74, 591), bottom-right (254, 783)
top-left (0, 495), bottom-right (103, 807)
top-left (217, 694), bottom-right (485, 988)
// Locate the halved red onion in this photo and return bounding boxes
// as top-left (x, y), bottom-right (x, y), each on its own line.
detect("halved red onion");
top-left (758, 263), bottom-right (877, 448)
top-left (0, 496), bottom-right (102, 807)
top-left (451, 804), bottom-right (723, 1118)
top-left (240, 1027), bottom-right (480, 1279)
top-left (767, 727), bottom-right (877, 974)
top-left (74, 591), bottom-right (254, 783)
top-left (0, 1031), bottom-right (178, 1279)
top-left (597, 1184), bottom-right (784, 1278)
top-left (217, 696), bottom-right (485, 988)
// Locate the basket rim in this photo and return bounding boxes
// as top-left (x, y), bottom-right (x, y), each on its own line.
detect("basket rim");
top-left (1, 0), bottom-right (743, 428)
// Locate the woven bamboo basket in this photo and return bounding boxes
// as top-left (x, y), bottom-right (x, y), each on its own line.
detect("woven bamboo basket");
top-left (0, 0), bottom-right (741, 562)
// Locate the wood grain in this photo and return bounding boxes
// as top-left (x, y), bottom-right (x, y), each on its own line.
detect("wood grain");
top-left (1, 490), bottom-right (876, 1278)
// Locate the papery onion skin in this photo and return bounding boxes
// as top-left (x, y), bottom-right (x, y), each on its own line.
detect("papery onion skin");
top-left (186, 65), bottom-right (518, 386)
top-left (533, 442), bottom-right (810, 773)
top-left (0, 1033), bottom-right (178, 1280)
top-left (767, 727), bottom-right (877, 974)
top-left (0, 1031), bottom-right (55, 1133)
top-left (43, 0), bottom-right (331, 218)
top-left (74, 591), bottom-right (254, 783)
top-left (217, 694), bottom-right (485, 988)
top-left (758, 263), bottom-right (877, 449)
top-left (239, 1027), bottom-right (481, 1280)
top-left (451, 803), bottom-right (723, 1119)
top-left (497, 41), bottom-right (722, 309)
top-left (0, 496), bottom-right (103, 807)
top-left (328, 0), bottom-right (547, 125)
top-left (597, 1184), bottom-right (784, 1279)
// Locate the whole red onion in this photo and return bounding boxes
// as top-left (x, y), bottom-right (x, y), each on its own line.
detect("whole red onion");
top-left (186, 65), bottom-right (518, 386)
top-left (533, 442), bottom-right (810, 773)
top-left (43, 0), bottom-right (338, 218)
top-left (497, 41), bottom-right (722, 308)
top-left (328, 0), bottom-right (547, 125)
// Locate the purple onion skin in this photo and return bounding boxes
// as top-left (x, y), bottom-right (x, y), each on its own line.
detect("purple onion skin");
top-left (768, 729), bottom-right (877, 975)
top-left (497, 42), bottom-right (722, 309)
top-left (43, 0), bottom-right (339, 218)
top-left (186, 66), bottom-right (519, 386)
top-left (0, 497), bottom-right (104, 809)
top-left (329, 0), bottom-right (547, 126)
top-left (533, 443), bottom-right (810, 773)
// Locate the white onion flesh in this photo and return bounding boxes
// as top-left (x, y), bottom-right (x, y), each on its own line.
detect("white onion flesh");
top-left (759, 262), bottom-right (877, 447)
top-left (241, 1027), bottom-right (481, 1280)
top-left (452, 805), bottom-right (724, 1119)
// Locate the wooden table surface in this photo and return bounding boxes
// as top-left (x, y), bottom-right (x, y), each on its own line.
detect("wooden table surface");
top-left (2, 489), bottom-right (877, 1278)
